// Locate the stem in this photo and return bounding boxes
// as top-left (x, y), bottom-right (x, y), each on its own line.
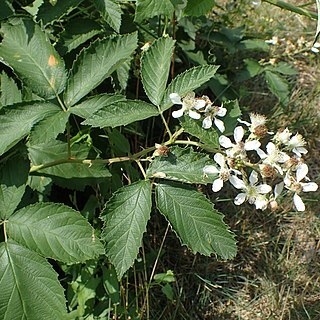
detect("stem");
top-left (56, 94), bottom-right (67, 112)
top-left (262, 0), bottom-right (318, 20)
top-left (158, 109), bottom-right (173, 140)
top-left (136, 160), bottom-right (147, 179)
top-left (3, 221), bottom-right (7, 242)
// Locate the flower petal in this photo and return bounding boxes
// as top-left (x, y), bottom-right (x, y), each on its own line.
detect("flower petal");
top-left (254, 195), bottom-right (268, 210)
top-left (169, 93), bottom-right (182, 105)
top-left (234, 126), bottom-right (244, 143)
top-left (266, 142), bottom-right (276, 155)
top-left (212, 178), bottom-right (224, 192)
top-left (296, 163), bottom-right (308, 182)
top-left (214, 153), bottom-right (225, 168)
top-left (202, 116), bottom-right (212, 129)
top-left (249, 170), bottom-right (258, 185)
top-left (172, 109), bottom-right (184, 118)
top-left (293, 193), bottom-right (305, 211)
top-left (234, 193), bottom-right (246, 205)
top-left (274, 182), bottom-right (284, 199)
top-left (219, 136), bottom-right (233, 149)
top-left (256, 184), bottom-right (272, 194)
top-left (188, 110), bottom-right (201, 120)
top-left (214, 118), bottom-right (225, 133)
top-left (301, 182), bottom-right (318, 192)
top-left (256, 148), bottom-right (267, 159)
top-left (194, 99), bottom-right (206, 110)
top-left (229, 175), bottom-right (246, 189)
top-left (203, 165), bottom-right (219, 175)
top-left (217, 107), bottom-right (227, 117)
top-left (244, 140), bottom-right (261, 151)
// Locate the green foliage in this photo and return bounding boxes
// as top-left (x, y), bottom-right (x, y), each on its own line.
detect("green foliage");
top-left (0, 72), bottom-right (22, 107)
top-left (184, 0), bottom-right (216, 17)
top-left (135, 0), bottom-right (175, 22)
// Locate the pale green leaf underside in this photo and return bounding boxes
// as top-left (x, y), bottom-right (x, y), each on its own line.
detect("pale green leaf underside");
top-left (82, 100), bottom-right (159, 128)
top-left (0, 158), bottom-right (29, 220)
top-left (94, 0), bottom-right (122, 33)
top-left (101, 180), bottom-right (152, 279)
top-left (160, 65), bottom-right (219, 112)
top-left (7, 202), bottom-right (105, 263)
top-left (0, 18), bottom-right (67, 99)
top-left (0, 240), bottom-right (67, 320)
top-left (71, 93), bottom-right (126, 119)
top-left (156, 182), bottom-right (237, 259)
top-left (146, 146), bottom-right (217, 184)
top-left (141, 37), bottom-right (175, 106)
top-left (64, 32), bottom-right (138, 107)
top-left (0, 101), bottom-right (61, 156)
top-left (28, 140), bottom-right (112, 179)
top-left (0, 72), bottom-right (22, 108)
top-left (135, 0), bottom-right (174, 22)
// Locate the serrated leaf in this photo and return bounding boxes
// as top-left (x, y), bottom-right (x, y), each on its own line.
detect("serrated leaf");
top-left (141, 37), bottom-right (175, 106)
top-left (71, 93), bottom-right (126, 119)
top-left (156, 182), bottom-right (237, 259)
top-left (264, 70), bottom-right (290, 106)
top-left (0, 157), bottom-right (29, 219)
top-left (0, 72), bottom-right (22, 107)
top-left (28, 140), bottom-right (112, 179)
top-left (0, 18), bottom-right (67, 99)
top-left (222, 100), bottom-right (242, 136)
top-left (101, 180), bottom-right (152, 279)
top-left (82, 100), bottom-right (158, 128)
top-left (237, 39), bottom-right (269, 51)
top-left (160, 65), bottom-right (219, 112)
top-left (179, 116), bottom-right (219, 148)
top-left (0, 240), bottom-right (67, 320)
top-left (64, 32), bottom-right (138, 107)
top-left (29, 110), bottom-right (70, 145)
top-left (94, 0), bottom-right (122, 33)
top-left (135, 0), bottom-right (174, 22)
top-left (0, 0), bottom-right (14, 20)
top-left (37, 0), bottom-right (84, 24)
top-left (270, 62), bottom-right (298, 76)
top-left (7, 202), bottom-right (105, 263)
top-left (146, 146), bottom-right (217, 183)
top-left (184, 0), bottom-right (215, 17)
top-left (0, 101), bottom-right (61, 156)
top-left (115, 58), bottom-right (132, 92)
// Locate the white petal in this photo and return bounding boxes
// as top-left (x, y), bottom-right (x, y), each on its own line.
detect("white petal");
top-left (214, 153), bottom-right (225, 168)
top-left (234, 193), bottom-right (246, 205)
top-left (194, 99), bottom-right (206, 110)
top-left (237, 119), bottom-right (251, 127)
top-left (301, 182), bottom-right (318, 192)
top-left (266, 142), bottom-right (276, 155)
top-left (214, 118), bottom-right (225, 133)
top-left (188, 110), bottom-right (201, 120)
top-left (256, 148), bottom-right (267, 159)
top-left (212, 178), bottom-right (224, 192)
top-left (274, 182), bottom-right (284, 199)
top-left (254, 196), bottom-right (268, 210)
top-left (249, 170), bottom-right (258, 185)
top-left (293, 193), bottom-right (305, 211)
top-left (229, 175), bottom-right (246, 189)
top-left (202, 116), bottom-right (212, 129)
top-left (244, 140), bottom-right (261, 151)
top-left (169, 93), bottom-right (182, 105)
top-left (172, 109), bottom-right (184, 118)
top-left (256, 184), bottom-right (272, 194)
top-left (296, 163), bottom-right (308, 182)
top-left (219, 136), bottom-right (233, 149)
top-left (203, 165), bottom-right (219, 175)
top-left (234, 126), bottom-right (244, 143)
top-left (217, 107), bottom-right (227, 117)
top-left (279, 152), bottom-right (290, 163)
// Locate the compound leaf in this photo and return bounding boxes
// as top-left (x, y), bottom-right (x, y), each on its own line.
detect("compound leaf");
top-left (101, 180), bottom-right (152, 279)
top-left (156, 182), bottom-right (237, 259)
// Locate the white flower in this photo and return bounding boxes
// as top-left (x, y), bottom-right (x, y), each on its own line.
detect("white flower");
top-left (286, 133), bottom-right (307, 157)
top-left (238, 113), bottom-right (266, 132)
top-left (202, 104), bottom-right (227, 132)
top-left (256, 142), bottom-right (290, 174)
top-left (311, 42), bottom-right (320, 53)
top-left (170, 92), bottom-right (205, 120)
top-left (274, 128), bottom-right (291, 145)
top-left (219, 126), bottom-right (261, 159)
top-left (203, 153), bottom-right (241, 192)
top-left (229, 171), bottom-right (272, 210)
top-left (284, 166), bottom-right (318, 211)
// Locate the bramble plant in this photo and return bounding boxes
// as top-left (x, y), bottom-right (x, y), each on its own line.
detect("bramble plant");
top-left (0, 0), bottom-right (319, 319)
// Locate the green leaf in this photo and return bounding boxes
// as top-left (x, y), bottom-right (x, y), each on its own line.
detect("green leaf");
top-left (222, 100), bottom-right (242, 136)
top-left (179, 116), bottom-right (219, 148)
top-left (237, 39), bottom-right (269, 51)
top-left (160, 65), bottom-right (219, 112)
top-left (115, 58), bottom-right (132, 92)
top-left (184, 0), bottom-right (215, 17)
top-left (156, 182), bottom-right (237, 259)
top-left (0, 157), bottom-right (29, 219)
top-left (264, 70), bottom-right (290, 106)
top-left (146, 146), bottom-right (217, 183)
top-left (71, 93), bottom-right (126, 119)
top-left (29, 110), bottom-right (70, 145)
top-left (270, 62), bottom-right (298, 76)
top-left (101, 180), bottom-right (152, 279)
top-left (0, 0), bottom-right (14, 20)
top-left (141, 37), bottom-right (175, 106)
top-left (82, 100), bottom-right (159, 128)
top-left (94, 0), bottom-right (122, 33)
top-left (0, 18), bottom-right (67, 99)
top-left (236, 59), bottom-right (263, 81)
top-left (0, 101), bottom-right (61, 156)
top-left (28, 140), bottom-right (112, 179)
top-left (135, 0), bottom-right (174, 22)
top-left (64, 32), bottom-right (138, 107)
top-left (7, 202), bottom-right (105, 263)
top-left (0, 240), bottom-right (67, 320)
top-left (37, 0), bottom-right (84, 25)
top-left (0, 72), bottom-right (22, 107)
